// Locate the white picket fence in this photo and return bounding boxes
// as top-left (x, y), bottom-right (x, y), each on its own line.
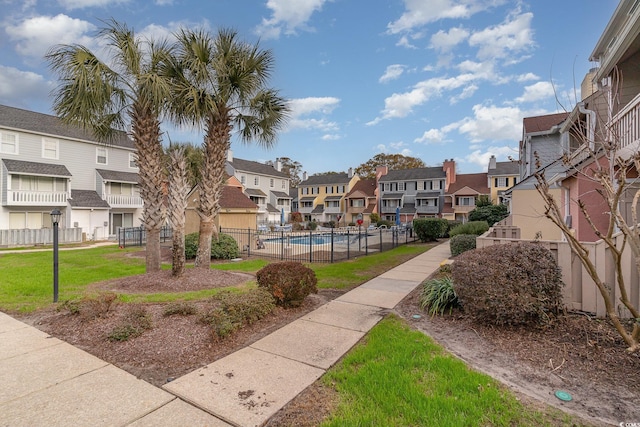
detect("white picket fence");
top-left (0, 228), bottom-right (83, 247)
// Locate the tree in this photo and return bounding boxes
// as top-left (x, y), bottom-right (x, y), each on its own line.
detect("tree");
top-left (278, 157), bottom-right (303, 187)
top-left (534, 69), bottom-right (639, 352)
top-left (166, 145), bottom-right (189, 277)
top-left (169, 28), bottom-right (289, 269)
top-left (46, 19), bottom-right (170, 273)
top-left (355, 153), bottom-right (426, 178)
top-left (468, 203), bottom-right (508, 226)
top-left (163, 142), bottom-right (203, 188)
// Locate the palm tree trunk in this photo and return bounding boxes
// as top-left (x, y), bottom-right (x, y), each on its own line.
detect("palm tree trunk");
top-left (131, 101), bottom-right (166, 273)
top-left (168, 146), bottom-right (189, 277)
top-left (194, 112), bottom-right (230, 268)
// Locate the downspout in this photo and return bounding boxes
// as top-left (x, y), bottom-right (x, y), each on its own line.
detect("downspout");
top-left (577, 103), bottom-right (596, 151)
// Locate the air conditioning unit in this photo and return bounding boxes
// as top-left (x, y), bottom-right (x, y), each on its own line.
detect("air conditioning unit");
top-left (73, 222), bottom-right (79, 228)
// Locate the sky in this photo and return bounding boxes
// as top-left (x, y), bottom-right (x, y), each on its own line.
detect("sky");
top-left (0, 0), bottom-right (620, 175)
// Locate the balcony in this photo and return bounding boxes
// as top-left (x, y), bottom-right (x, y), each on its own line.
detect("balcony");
top-left (416, 205), bottom-right (439, 214)
top-left (612, 91), bottom-right (640, 159)
top-left (106, 194), bottom-right (143, 208)
top-left (453, 204), bottom-right (475, 213)
top-left (7, 190), bottom-right (68, 206)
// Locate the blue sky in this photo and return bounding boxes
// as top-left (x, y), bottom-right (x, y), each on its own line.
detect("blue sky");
top-left (0, 0), bottom-right (619, 175)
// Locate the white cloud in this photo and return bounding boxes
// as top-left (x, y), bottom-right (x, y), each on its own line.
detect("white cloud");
top-left (379, 64), bottom-right (406, 83)
top-left (58, 0), bottom-right (129, 9)
top-left (6, 14), bottom-right (96, 59)
top-left (0, 66), bottom-right (53, 106)
top-left (376, 143), bottom-right (412, 156)
top-left (387, 0), bottom-right (475, 34)
top-left (468, 11), bottom-right (534, 60)
top-left (321, 133), bottom-right (341, 140)
top-left (396, 35), bottom-right (417, 49)
top-left (456, 104), bottom-right (523, 142)
top-left (414, 128), bottom-right (446, 144)
top-left (516, 72), bottom-right (539, 82)
top-left (287, 96), bottom-right (340, 132)
top-left (450, 84), bottom-right (478, 104)
top-left (515, 81), bottom-right (555, 103)
top-left (255, 0), bottom-right (328, 39)
top-left (430, 26), bottom-right (469, 52)
top-left (464, 146), bottom-right (518, 170)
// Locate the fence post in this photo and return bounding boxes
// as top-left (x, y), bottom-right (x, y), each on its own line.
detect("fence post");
top-left (139, 226), bottom-right (143, 247)
top-left (309, 229), bottom-right (313, 263)
top-left (347, 229), bottom-right (350, 260)
top-left (247, 228), bottom-right (251, 258)
top-left (330, 228), bottom-right (334, 263)
top-left (280, 229), bottom-right (284, 260)
top-left (365, 229), bottom-right (368, 255)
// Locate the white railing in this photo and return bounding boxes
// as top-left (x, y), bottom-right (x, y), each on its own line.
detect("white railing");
top-left (7, 190), bottom-right (68, 206)
top-left (106, 194), bottom-right (143, 207)
top-left (612, 91), bottom-right (640, 151)
top-left (0, 227), bottom-right (83, 246)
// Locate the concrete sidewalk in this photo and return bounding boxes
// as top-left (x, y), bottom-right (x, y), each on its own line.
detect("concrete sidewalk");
top-left (0, 241), bottom-right (451, 427)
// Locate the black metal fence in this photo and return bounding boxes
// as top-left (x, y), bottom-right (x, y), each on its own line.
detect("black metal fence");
top-left (118, 226), bottom-right (173, 248)
top-left (221, 226), bottom-right (418, 263)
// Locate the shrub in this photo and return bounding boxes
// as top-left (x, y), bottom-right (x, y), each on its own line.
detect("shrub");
top-left (448, 221), bottom-right (489, 237)
top-left (444, 220), bottom-right (462, 237)
top-left (256, 262), bottom-right (318, 307)
top-left (108, 306), bottom-right (153, 341)
top-left (308, 221), bottom-right (318, 230)
top-left (369, 213), bottom-right (380, 223)
top-left (469, 204), bottom-right (509, 226)
top-left (60, 292), bottom-right (118, 320)
top-left (449, 234), bottom-right (477, 256)
top-left (184, 233), bottom-right (239, 260)
top-left (291, 211), bottom-right (302, 223)
top-left (413, 218), bottom-right (448, 242)
top-left (200, 289), bottom-right (276, 339)
top-left (163, 301), bottom-right (197, 317)
top-left (451, 242), bottom-right (564, 327)
top-left (376, 219), bottom-right (393, 228)
top-left (420, 276), bottom-right (459, 316)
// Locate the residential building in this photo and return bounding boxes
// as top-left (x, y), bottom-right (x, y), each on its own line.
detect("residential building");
top-left (487, 155), bottom-right (518, 204)
top-left (519, 112), bottom-right (570, 181)
top-left (344, 178), bottom-right (377, 225)
top-left (0, 104), bottom-right (142, 241)
top-left (225, 151), bottom-right (291, 225)
top-left (298, 170), bottom-right (360, 224)
top-left (376, 161), bottom-right (450, 223)
top-left (442, 172), bottom-right (490, 223)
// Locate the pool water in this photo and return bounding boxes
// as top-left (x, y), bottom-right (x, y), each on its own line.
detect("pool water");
top-left (266, 234), bottom-right (352, 245)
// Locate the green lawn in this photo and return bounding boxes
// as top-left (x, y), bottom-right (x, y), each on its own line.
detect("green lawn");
top-left (321, 315), bottom-right (583, 427)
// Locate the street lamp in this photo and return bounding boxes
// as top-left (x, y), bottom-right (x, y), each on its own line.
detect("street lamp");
top-left (50, 209), bottom-right (61, 303)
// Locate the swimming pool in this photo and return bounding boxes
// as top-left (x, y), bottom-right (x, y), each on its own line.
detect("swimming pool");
top-left (265, 233), bottom-right (352, 245)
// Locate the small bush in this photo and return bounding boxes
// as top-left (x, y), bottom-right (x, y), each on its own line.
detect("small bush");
top-left (60, 292), bottom-right (118, 320)
top-left (308, 221), bottom-right (318, 230)
top-left (451, 242), bottom-right (564, 327)
top-left (449, 234), bottom-right (477, 256)
top-left (291, 212), bottom-right (302, 223)
top-left (108, 306), bottom-right (153, 341)
top-left (448, 221), bottom-right (489, 237)
top-left (376, 219), bottom-right (393, 228)
top-left (369, 213), bottom-right (381, 223)
top-left (420, 276), bottom-right (459, 316)
top-left (163, 302), bottom-right (197, 317)
top-left (413, 218), bottom-right (448, 242)
top-left (200, 289), bottom-right (276, 339)
top-left (444, 220), bottom-right (462, 237)
top-left (256, 262), bottom-right (318, 307)
top-left (184, 233), bottom-right (239, 260)
top-left (469, 203), bottom-right (508, 226)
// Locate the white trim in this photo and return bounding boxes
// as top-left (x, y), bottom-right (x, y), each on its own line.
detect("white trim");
top-left (42, 137), bottom-right (59, 160)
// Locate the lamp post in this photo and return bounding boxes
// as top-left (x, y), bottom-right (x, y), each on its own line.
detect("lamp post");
top-left (50, 209), bottom-right (61, 303)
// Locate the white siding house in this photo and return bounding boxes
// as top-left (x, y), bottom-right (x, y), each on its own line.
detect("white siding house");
top-left (0, 104), bottom-right (143, 244)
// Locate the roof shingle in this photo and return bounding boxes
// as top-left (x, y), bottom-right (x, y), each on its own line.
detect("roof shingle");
top-left (3, 159), bottom-right (71, 177)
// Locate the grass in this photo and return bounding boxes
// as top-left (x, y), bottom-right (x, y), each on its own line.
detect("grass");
top-left (321, 315), bottom-right (581, 427)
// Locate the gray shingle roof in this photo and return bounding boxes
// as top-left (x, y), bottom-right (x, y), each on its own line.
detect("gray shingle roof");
top-left (2, 159), bottom-right (72, 177)
top-left (300, 173), bottom-right (350, 186)
top-left (245, 188), bottom-right (267, 197)
top-left (300, 196), bottom-right (316, 202)
top-left (381, 192), bottom-right (403, 200)
top-left (228, 157), bottom-right (288, 178)
top-left (415, 191), bottom-right (441, 198)
top-left (311, 204), bottom-right (324, 214)
top-left (0, 104), bottom-right (134, 149)
top-left (267, 203), bottom-right (280, 213)
top-left (489, 161), bottom-right (519, 176)
top-left (378, 167), bottom-right (445, 182)
top-left (69, 190), bottom-right (110, 208)
top-left (96, 169), bottom-right (139, 183)
top-left (324, 196), bottom-right (343, 201)
top-left (271, 191), bottom-right (291, 199)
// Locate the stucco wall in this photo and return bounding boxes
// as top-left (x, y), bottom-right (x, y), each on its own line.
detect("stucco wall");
top-left (510, 187), bottom-right (563, 241)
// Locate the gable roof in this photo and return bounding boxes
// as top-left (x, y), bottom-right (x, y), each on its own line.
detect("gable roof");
top-left (446, 173), bottom-right (489, 194)
top-left (0, 104), bottom-right (134, 149)
top-left (3, 159), bottom-right (72, 177)
top-left (69, 190), bottom-right (110, 209)
top-left (523, 112), bottom-right (569, 134)
top-left (378, 167), bottom-right (445, 182)
top-left (96, 169), bottom-right (139, 184)
top-left (488, 161), bottom-right (519, 176)
top-left (228, 157), bottom-right (288, 178)
top-left (345, 178), bottom-right (376, 198)
top-left (300, 172), bottom-right (350, 186)
top-left (220, 186), bottom-right (258, 210)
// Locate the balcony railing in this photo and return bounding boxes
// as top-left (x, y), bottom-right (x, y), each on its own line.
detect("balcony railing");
top-left (416, 205), bottom-right (439, 214)
top-left (453, 205), bottom-right (475, 213)
top-left (7, 190), bottom-right (68, 206)
top-left (106, 194), bottom-right (143, 208)
top-left (612, 91), bottom-right (640, 156)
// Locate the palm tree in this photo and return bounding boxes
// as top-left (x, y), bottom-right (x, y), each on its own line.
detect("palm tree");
top-left (46, 19), bottom-right (171, 272)
top-left (168, 28), bottom-right (289, 268)
top-left (166, 145), bottom-right (189, 277)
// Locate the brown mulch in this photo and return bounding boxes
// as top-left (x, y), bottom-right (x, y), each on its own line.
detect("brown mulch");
top-left (14, 252), bottom-right (640, 426)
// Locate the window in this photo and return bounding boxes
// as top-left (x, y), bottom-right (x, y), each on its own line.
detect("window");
top-left (326, 186), bottom-right (334, 194)
top-left (301, 201), bottom-right (313, 208)
top-left (419, 198), bottom-right (437, 207)
top-left (254, 176), bottom-right (259, 186)
top-left (495, 177), bottom-right (508, 187)
top-left (398, 182), bottom-right (405, 191)
top-left (96, 147), bottom-right (107, 165)
top-left (456, 196), bottom-right (475, 206)
top-left (240, 175), bottom-right (246, 185)
top-left (281, 180), bottom-right (286, 189)
top-left (325, 200), bottom-right (340, 208)
top-left (338, 185), bottom-right (345, 193)
top-left (1, 131), bottom-right (18, 154)
top-left (351, 199), bottom-right (365, 207)
top-left (42, 138), bottom-right (59, 159)
top-left (270, 178), bottom-right (274, 188)
top-left (129, 153), bottom-right (138, 168)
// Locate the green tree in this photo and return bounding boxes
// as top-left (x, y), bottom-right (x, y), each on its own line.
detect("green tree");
top-left (169, 28), bottom-right (289, 269)
top-left (469, 204), bottom-right (508, 226)
top-left (355, 153), bottom-right (426, 178)
top-left (278, 157), bottom-right (303, 187)
top-left (46, 19), bottom-right (171, 273)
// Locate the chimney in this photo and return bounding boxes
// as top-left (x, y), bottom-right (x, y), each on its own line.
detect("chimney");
top-left (375, 165), bottom-right (388, 181)
top-left (302, 171), bottom-right (308, 182)
top-left (226, 149), bottom-right (233, 162)
top-left (581, 68), bottom-right (598, 100)
top-left (443, 159), bottom-right (456, 186)
top-left (348, 167), bottom-right (353, 178)
top-left (275, 158), bottom-right (282, 172)
top-left (488, 155), bottom-right (496, 170)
